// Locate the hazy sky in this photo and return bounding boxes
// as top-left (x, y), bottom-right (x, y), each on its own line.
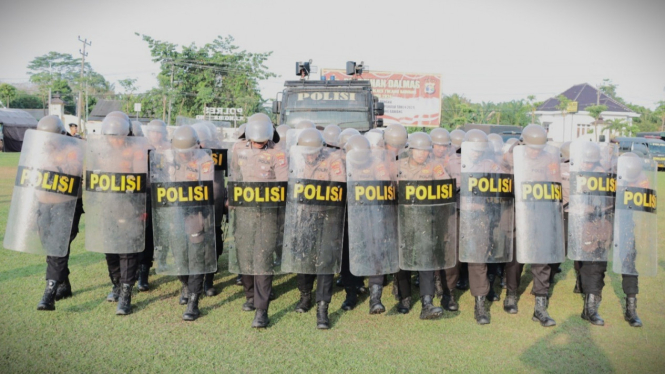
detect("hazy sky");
top-left (1, 0), bottom-right (663, 109)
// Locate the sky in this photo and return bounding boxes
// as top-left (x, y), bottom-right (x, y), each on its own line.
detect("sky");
top-left (1, 0), bottom-right (664, 109)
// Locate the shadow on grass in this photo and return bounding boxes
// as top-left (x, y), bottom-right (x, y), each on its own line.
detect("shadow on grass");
top-left (520, 316), bottom-right (614, 372)
top-left (0, 251), bottom-right (104, 283)
top-left (607, 270), bottom-right (627, 313)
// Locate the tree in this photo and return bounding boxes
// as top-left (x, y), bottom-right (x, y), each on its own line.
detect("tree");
top-left (12, 91), bottom-right (43, 109)
top-left (137, 34), bottom-right (276, 124)
top-left (118, 78), bottom-right (138, 113)
top-left (585, 104), bottom-right (607, 141)
top-left (555, 95), bottom-right (572, 141)
top-left (0, 83), bottom-right (18, 108)
top-left (654, 101), bottom-right (665, 132)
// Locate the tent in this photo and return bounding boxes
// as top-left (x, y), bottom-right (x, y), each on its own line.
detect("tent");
top-left (0, 109), bottom-right (38, 152)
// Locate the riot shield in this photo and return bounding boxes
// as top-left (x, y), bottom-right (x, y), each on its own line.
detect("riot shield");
top-left (281, 146), bottom-right (346, 274)
top-left (612, 155), bottom-right (658, 276)
top-left (150, 148), bottom-right (217, 275)
top-left (144, 124), bottom-right (170, 150)
top-left (397, 149), bottom-right (457, 271)
top-left (513, 144), bottom-right (565, 264)
top-left (227, 147), bottom-right (288, 275)
top-left (567, 141), bottom-right (616, 261)
top-left (83, 135), bottom-right (149, 254)
top-left (284, 129), bottom-right (303, 156)
top-left (3, 130), bottom-right (84, 257)
top-left (346, 149), bottom-right (399, 276)
top-left (459, 143), bottom-right (514, 263)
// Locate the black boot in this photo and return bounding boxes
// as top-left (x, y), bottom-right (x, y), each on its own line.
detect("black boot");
top-left (106, 277), bottom-right (120, 302)
top-left (294, 292), bottom-right (312, 313)
top-left (487, 274), bottom-right (500, 302)
top-left (414, 273), bottom-right (420, 286)
top-left (341, 287), bottom-right (357, 311)
top-left (116, 284), bottom-right (133, 315)
top-left (397, 297), bottom-right (411, 314)
top-left (419, 295), bottom-right (443, 320)
top-left (204, 273), bottom-right (217, 297)
top-left (441, 292), bottom-right (459, 312)
top-left (55, 277), bottom-right (72, 301)
top-left (252, 309), bottom-right (269, 328)
top-left (235, 274), bottom-right (243, 286)
top-left (137, 264), bottom-right (150, 292)
top-left (179, 280), bottom-right (188, 305)
top-left (474, 296), bottom-right (490, 325)
top-left (183, 293), bottom-right (201, 321)
top-left (573, 270), bottom-right (583, 294)
top-left (456, 277), bottom-right (469, 291)
top-left (532, 296), bottom-right (556, 327)
top-left (581, 294), bottom-right (604, 326)
top-left (242, 297), bottom-right (255, 312)
top-left (316, 301), bottom-right (330, 329)
top-left (503, 290), bottom-right (518, 314)
top-left (625, 297), bottom-right (642, 327)
top-left (369, 284), bottom-right (386, 314)
top-left (434, 274), bottom-right (444, 298)
top-left (37, 280), bottom-right (59, 311)
top-left (336, 277), bottom-right (344, 288)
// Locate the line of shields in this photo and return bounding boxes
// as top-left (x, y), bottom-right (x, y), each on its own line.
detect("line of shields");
top-left (3, 129), bottom-right (659, 281)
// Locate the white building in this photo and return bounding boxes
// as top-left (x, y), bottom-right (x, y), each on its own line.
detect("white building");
top-left (535, 83), bottom-right (639, 143)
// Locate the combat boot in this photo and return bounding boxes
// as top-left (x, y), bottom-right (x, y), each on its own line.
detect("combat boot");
top-left (624, 297), bottom-right (642, 327)
top-left (397, 297), bottom-right (411, 314)
top-left (137, 264), bottom-right (150, 292)
top-left (434, 273), bottom-right (444, 298)
top-left (419, 295), bottom-right (443, 320)
top-left (369, 284), bottom-right (386, 314)
top-left (503, 290), bottom-right (518, 314)
top-left (441, 292), bottom-right (459, 312)
top-left (242, 297), bottom-right (255, 312)
top-left (316, 301), bottom-right (330, 329)
top-left (55, 277), bottom-right (72, 301)
top-left (235, 274), bottom-right (243, 286)
top-left (532, 296), bottom-right (556, 327)
top-left (37, 280), bottom-right (59, 311)
top-left (203, 273), bottom-right (217, 297)
top-left (487, 274), bottom-right (500, 302)
top-left (116, 284), bottom-right (133, 315)
top-left (341, 287), bottom-right (357, 311)
top-left (178, 279), bottom-right (188, 305)
top-left (251, 309), bottom-right (269, 328)
top-left (573, 270), bottom-right (583, 294)
top-left (474, 296), bottom-right (490, 325)
top-left (456, 277), bottom-right (469, 291)
top-left (183, 293), bottom-right (201, 321)
top-left (294, 292), bottom-right (312, 313)
top-left (581, 294), bottom-right (604, 326)
top-left (106, 277), bottom-right (120, 302)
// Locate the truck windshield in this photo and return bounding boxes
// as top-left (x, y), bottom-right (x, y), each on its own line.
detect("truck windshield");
top-left (283, 90), bottom-right (370, 131)
top-left (283, 110), bottom-right (369, 130)
top-left (648, 143), bottom-right (665, 154)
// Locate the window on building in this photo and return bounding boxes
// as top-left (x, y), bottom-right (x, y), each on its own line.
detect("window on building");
top-left (542, 122), bottom-right (551, 131)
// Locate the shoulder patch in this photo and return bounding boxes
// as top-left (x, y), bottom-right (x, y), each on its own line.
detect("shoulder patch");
top-left (201, 161), bottom-right (212, 173)
top-left (433, 164), bottom-right (445, 178)
top-left (331, 160), bottom-right (342, 175)
top-left (421, 168), bottom-right (431, 175)
top-left (275, 152), bottom-right (286, 166)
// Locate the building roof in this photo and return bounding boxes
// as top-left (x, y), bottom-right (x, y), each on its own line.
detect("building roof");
top-left (537, 83), bottom-right (633, 113)
top-left (0, 109), bottom-right (39, 127)
top-left (89, 99), bottom-right (123, 120)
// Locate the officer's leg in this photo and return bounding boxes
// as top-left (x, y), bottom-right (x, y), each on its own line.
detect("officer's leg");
top-left (341, 219), bottom-right (362, 311)
top-left (468, 263), bottom-right (491, 324)
top-left (503, 242), bottom-right (522, 314)
top-left (440, 259), bottom-right (460, 311)
top-left (579, 261), bottom-right (606, 326)
top-left (183, 274), bottom-right (204, 321)
top-left (368, 275), bottom-right (386, 314)
top-left (418, 271), bottom-right (443, 320)
top-left (315, 274), bottom-right (334, 329)
top-left (295, 274), bottom-right (315, 313)
top-left (251, 275), bottom-right (272, 328)
top-left (204, 225), bottom-right (224, 297)
top-left (573, 260), bottom-right (583, 293)
top-left (105, 254), bottom-right (122, 302)
top-left (395, 269), bottom-right (412, 314)
top-left (241, 275), bottom-right (256, 311)
top-left (531, 264), bottom-right (555, 327)
top-left (137, 201), bottom-right (154, 292)
top-left (622, 274), bottom-right (641, 327)
top-left (486, 263), bottom-right (500, 301)
top-left (116, 253), bottom-right (139, 315)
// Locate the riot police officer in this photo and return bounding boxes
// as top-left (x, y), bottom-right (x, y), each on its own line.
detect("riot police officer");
top-left (322, 125), bottom-right (342, 149)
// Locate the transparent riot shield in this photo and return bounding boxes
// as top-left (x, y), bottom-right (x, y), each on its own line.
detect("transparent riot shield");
top-left (513, 144), bottom-right (565, 264)
top-left (150, 148), bottom-right (217, 275)
top-left (144, 124), bottom-right (170, 150)
top-left (612, 155), bottom-right (658, 276)
top-left (346, 149), bottom-right (399, 276)
top-left (280, 146), bottom-right (346, 274)
top-left (567, 141), bottom-right (616, 261)
top-left (284, 129), bottom-right (303, 157)
top-left (3, 130), bottom-right (84, 257)
top-left (83, 135), bottom-right (149, 254)
top-left (397, 149), bottom-right (457, 271)
top-left (459, 142), bottom-right (514, 263)
top-left (227, 147), bottom-right (288, 275)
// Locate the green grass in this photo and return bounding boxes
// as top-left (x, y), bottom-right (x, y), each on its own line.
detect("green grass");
top-left (0, 152), bottom-right (664, 373)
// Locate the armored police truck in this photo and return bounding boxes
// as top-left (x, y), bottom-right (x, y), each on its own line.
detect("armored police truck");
top-left (272, 61), bottom-right (384, 132)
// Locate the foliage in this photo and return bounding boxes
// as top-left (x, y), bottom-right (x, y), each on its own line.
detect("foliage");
top-left (439, 94), bottom-right (536, 129)
top-left (11, 92), bottom-right (43, 109)
top-left (135, 34), bottom-right (276, 124)
top-left (585, 104), bottom-right (608, 141)
top-left (0, 83), bottom-right (18, 108)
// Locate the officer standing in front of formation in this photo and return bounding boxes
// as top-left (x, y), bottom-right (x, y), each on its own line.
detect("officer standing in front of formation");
top-left (228, 113), bottom-right (287, 328)
top-left (285, 128), bottom-right (346, 328)
top-left (395, 132), bottom-right (448, 319)
top-left (509, 124), bottom-right (564, 327)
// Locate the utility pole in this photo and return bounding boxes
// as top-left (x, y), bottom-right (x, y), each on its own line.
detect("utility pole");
top-left (48, 62), bottom-right (52, 117)
top-left (78, 36), bottom-right (92, 134)
top-left (167, 63), bottom-right (174, 125)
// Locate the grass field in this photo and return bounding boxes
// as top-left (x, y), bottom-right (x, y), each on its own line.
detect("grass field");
top-left (0, 152), bottom-right (663, 373)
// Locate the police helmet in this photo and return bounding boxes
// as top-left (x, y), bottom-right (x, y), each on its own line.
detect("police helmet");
top-left (172, 125), bottom-right (200, 150)
top-left (297, 128), bottom-right (324, 149)
top-left (383, 124), bottom-right (408, 149)
top-left (295, 120), bottom-right (315, 130)
top-left (36, 115), bottom-right (66, 135)
top-left (337, 128), bottom-right (361, 148)
top-left (234, 123), bottom-right (247, 139)
top-left (276, 124), bottom-right (291, 140)
top-left (582, 142), bottom-right (601, 163)
top-left (101, 115), bottom-right (131, 136)
top-left (345, 134), bottom-right (371, 164)
top-left (620, 153), bottom-right (644, 182)
top-left (560, 141), bottom-right (571, 160)
top-left (408, 132), bottom-right (432, 150)
top-left (521, 124), bottom-right (547, 149)
top-left (430, 128), bottom-right (451, 146)
top-left (464, 129), bottom-right (490, 152)
top-left (450, 129), bottom-right (466, 149)
top-left (245, 114), bottom-right (275, 143)
top-left (487, 133), bottom-right (504, 153)
top-left (131, 121), bottom-right (144, 137)
top-left (322, 125), bottom-right (342, 147)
